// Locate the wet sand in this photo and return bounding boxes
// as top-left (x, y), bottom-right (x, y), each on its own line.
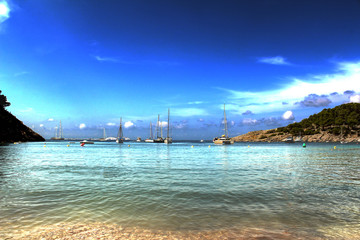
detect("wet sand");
top-left (2, 222), bottom-right (350, 240)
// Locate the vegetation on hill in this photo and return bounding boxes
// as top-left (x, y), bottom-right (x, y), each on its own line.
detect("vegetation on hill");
top-left (233, 103), bottom-right (360, 142)
top-left (0, 90), bottom-right (11, 108)
top-left (276, 103), bottom-right (360, 137)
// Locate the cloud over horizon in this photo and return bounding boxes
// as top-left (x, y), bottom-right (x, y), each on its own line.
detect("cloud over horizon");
top-left (296, 94), bottom-right (332, 107)
top-left (223, 60), bottom-right (360, 114)
top-left (350, 95), bottom-right (360, 103)
top-left (282, 111), bottom-right (295, 120)
top-left (124, 121), bottom-right (135, 128)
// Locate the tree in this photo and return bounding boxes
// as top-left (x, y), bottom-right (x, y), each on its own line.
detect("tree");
top-left (0, 90), bottom-right (11, 108)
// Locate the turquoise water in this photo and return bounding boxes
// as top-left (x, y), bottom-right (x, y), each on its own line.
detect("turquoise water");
top-left (0, 141), bottom-right (360, 238)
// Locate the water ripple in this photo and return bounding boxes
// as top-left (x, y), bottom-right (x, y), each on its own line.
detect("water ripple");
top-left (1, 142), bottom-right (360, 238)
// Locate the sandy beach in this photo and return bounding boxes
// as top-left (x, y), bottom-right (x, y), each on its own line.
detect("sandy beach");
top-left (2, 222), bottom-right (316, 240)
top-left (3, 222), bottom-right (360, 240)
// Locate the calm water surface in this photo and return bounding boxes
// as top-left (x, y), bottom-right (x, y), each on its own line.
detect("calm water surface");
top-left (0, 141), bottom-right (359, 238)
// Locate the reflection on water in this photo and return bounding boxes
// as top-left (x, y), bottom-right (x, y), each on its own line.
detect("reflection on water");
top-left (0, 142), bottom-right (360, 239)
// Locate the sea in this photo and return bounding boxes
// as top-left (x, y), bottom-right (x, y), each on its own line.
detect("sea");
top-left (0, 141), bottom-right (359, 239)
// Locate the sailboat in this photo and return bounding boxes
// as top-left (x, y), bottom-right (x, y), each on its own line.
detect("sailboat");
top-left (145, 121), bottom-right (154, 143)
top-left (51, 120), bottom-right (64, 140)
top-left (213, 104), bottom-right (234, 145)
top-left (154, 114), bottom-right (164, 143)
top-left (164, 108), bottom-right (172, 144)
top-left (116, 118), bottom-right (124, 144)
top-left (100, 128), bottom-right (107, 141)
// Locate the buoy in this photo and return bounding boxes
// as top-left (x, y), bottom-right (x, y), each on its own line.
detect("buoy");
top-left (248, 145), bottom-right (250, 148)
top-left (191, 145), bottom-right (194, 148)
top-left (128, 145), bottom-right (130, 147)
top-left (334, 146), bottom-right (336, 150)
top-left (80, 143), bottom-right (85, 147)
top-left (208, 145), bottom-right (211, 148)
top-left (303, 143), bottom-right (306, 148)
top-left (67, 145), bottom-right (70, 147)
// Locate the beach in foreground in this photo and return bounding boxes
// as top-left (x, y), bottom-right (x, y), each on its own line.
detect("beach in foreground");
top-left (4, 222), bottom-right (360, 240)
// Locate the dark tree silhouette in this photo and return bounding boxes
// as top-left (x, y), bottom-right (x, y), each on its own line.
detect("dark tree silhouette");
top-left (0, 90), bottom-right (11, 108)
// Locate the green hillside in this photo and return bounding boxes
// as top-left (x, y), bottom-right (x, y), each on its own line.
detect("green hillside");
top-left (277, 103), bottom-right (360, 137)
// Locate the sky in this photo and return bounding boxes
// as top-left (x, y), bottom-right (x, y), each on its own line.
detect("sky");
top-left (1, 0), bottom-right (360, 140)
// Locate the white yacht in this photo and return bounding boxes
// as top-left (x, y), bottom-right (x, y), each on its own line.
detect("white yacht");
top-left (213, 104), bottom-right (234, 145)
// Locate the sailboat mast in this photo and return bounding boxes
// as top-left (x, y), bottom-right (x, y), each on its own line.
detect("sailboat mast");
top-left (150, 121), bottom-right (152, 139)
top-left (160, 121), bottom-right (163, 138)
top-left (118, 117), bottom-right (123, 139)
top-left (120, 117), bottom-right (123, 138)
top-left (224, 104), bottom-right (228, 138)
top-left (167, 108), bottom-right (170, 138)
top-left (157, 114), bottom-right (160, 138)
top-left (59, 121), bottom-right (63, 138)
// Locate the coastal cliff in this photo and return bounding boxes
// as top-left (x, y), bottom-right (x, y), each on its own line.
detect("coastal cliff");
top-left (0, 107), bottom-right (45, 143)
top-left (0, 91), bottom-right (44, 143)
top-left (233, 103), bottom-right (360, 143)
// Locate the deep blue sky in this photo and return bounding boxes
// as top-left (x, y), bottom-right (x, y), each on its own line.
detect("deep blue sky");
top-left (1, 0), bottom-right (360, 139)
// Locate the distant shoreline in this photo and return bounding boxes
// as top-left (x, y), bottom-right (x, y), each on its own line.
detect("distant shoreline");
top-left (232, 129), bottom-right (360, 143)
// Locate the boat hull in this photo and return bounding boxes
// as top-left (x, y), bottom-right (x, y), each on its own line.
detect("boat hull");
top-left (164, 138), bottom-right (172, 144)
top-left (213, 138), bottom-right (234, 145)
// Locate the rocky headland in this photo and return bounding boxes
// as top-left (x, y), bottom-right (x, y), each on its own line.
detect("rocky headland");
top-left (232, 129), bottom-right (360, 143)
top-left (0, 91), bottom-right (44, 143)
top-left (233, 103), bottom-right (360, 143)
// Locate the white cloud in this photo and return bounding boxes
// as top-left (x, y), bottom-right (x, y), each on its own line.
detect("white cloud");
top-left (282, 111), bottom-right (295, 120)
top-left (47, 118), bottom-right (54, 122)
top-left (258, 56), bottom-right (290, 65)
top-left (0, 1), bottom-right (10, 23)
top-left (172, 108), bottom-right (208, 117)
top-left (93, 55), bottom-right (118, 62)
top-left (242, 118), bottom-right (259, 125)
top-left (222, 61), bottom-right (360, 114)
top-left (39, 124), bottom-right (44, 127)
top-left (159, 121), bottom-right (168, 127)
top-left (106, 122), bottom-right (116, 126)
top-left (124, 121), bottom-right (134, 128)
top-left (188, 101), bottom-right (204, 105)
top-left (79, 123), bottom-right (86, 129)
top-left (350, 95), bottom-right (360, 103)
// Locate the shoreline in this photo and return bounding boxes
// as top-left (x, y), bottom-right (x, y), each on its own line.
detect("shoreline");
top-left (2, 222), bottom-right (360, 240)
top-left (0, 222), bottom-right (323, 240)
top-left (232, 129), bottom-right (360, 143)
